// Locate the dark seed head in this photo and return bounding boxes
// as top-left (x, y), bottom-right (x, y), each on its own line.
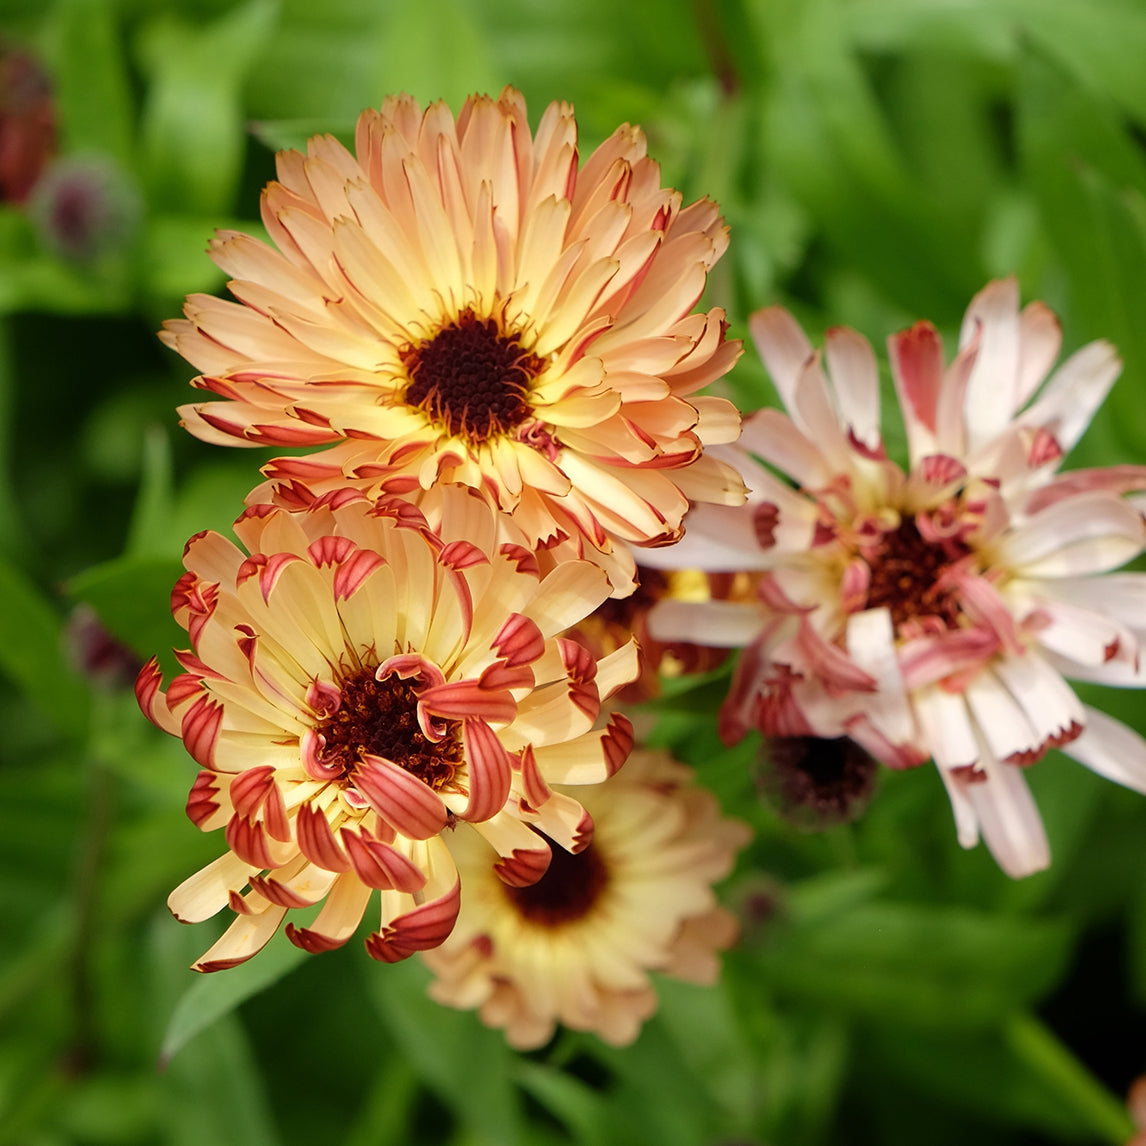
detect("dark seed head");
top-left (402, 309), bottom-right (544, 442)
top-left (758, 735), bottom-right (878, 829)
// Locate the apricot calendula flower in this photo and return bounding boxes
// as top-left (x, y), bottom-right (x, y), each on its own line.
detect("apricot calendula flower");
top-left (161, 87), bottom-right (744, 596)
top-left (645, 279), bottom-right (1146, 877)
top-left (421, 748), bottom-right (750, 1049)
top-left (137, 490), bottom-right (637, 971)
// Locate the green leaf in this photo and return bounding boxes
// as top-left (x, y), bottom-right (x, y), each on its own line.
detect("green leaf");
top-left (159, 930), bottom-right (309, 1067)
top-left (67, 554), bottom-right (184, 663)
top-left (0, 553), bottom-right (90, 741)
top-left (137, 0), bottom-right (279, 214)
top-left (760, 879), bottom-right (1071, 1028)
top-left (48, 0), bottom-right (135, 164)
top-left (363, 957), bottom-right (525, 1146)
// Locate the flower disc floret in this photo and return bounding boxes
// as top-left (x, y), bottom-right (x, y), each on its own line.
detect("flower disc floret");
top-left (137, 490), bottom-right (639, 971)
top-left (161, 87), bottom-right (746, 596)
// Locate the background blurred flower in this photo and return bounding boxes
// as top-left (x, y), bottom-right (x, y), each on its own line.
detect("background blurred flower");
top-left (421, 748), bottom-right (750, 1049)
top-left (0, 46), bottom-right (55, 204)
top-left (758, 735), bottom-right (878, 829)
top-left (161, 87), bottom-right (744, 595)
top-left (646, 280), bottom-right (1146, 876)
top-left (29, 153), bottom-right (141, 261)
top-left (138, 490), bottom-right (638, 970)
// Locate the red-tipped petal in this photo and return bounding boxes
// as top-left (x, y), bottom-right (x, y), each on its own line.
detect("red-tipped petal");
top-left (180, 694), bottom-right (223, 768)
top-left (364, 879), bottom-right (461, 962)
top-left (494, 841), bottom-right (552, 888)
top-left (459, 719), bottom-right (513, 823)
top-left (135, 657), bottom-right (179, 735)
top-left (419, 679), bottom-right (518, 724)
top-left (354, 755), bottom-right (448, 840)
top-left (342, 827), bottom-right (428, 891)
top-left (492, 612), bottom-right (546, 666)
top-left (296, 803), bottom-right (352, 872)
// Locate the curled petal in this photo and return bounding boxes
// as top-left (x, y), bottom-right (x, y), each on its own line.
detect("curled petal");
top-left (365, 878), bottom-right (461, 962)
top-left (342, 826), bottom-right (428, 891)
top-left (355, 754), bottom-right (449, 840)
top-left (459, 719), bottom-right (513, 823)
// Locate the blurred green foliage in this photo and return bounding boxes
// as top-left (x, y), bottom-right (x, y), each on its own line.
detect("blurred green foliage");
top-left (3, 0), bottom-right (1146, 1142)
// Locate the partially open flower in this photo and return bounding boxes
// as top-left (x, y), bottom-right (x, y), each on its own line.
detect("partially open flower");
top-left (137, 490), bottom-right (637, 970)
top-left (421, 748), bottom-right (750, 1048)
top-left (160, 87), bottom-right (744, 596)
top-left (645, 279), bottom-right (1146, 876)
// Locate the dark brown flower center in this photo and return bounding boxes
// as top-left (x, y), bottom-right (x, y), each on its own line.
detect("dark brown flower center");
top-left (315, 669), bottom-right (463, 791)
top-left (863, 518), bottom-right (968, 631)
top-left (504, 841), bottom-right (609, 926)
top-left (762, 735), bottom-right (877, 825)
top-left (402, 309), bottom-right (544, 442)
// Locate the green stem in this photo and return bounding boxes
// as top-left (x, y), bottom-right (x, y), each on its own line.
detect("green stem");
top-left (1005, 1012), bottom-right (1134, 1144)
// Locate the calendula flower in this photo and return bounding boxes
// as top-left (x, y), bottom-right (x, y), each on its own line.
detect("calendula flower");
top-left (137, 490), bottom-right (637, 970)
top-left (161, 87), bottom-right (744, 595)
top-left (644, 279), bottom-right (1146, 876)
top-left (421, 748), bottom-right (750, 1049)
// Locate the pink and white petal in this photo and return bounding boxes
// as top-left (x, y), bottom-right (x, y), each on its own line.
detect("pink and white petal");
top-left (845, 609), bottom-right (918, 746)
top-left (1022, 593), bottom-right (1135, 670)
top-left (1014, 300), bottom-right (1062, 409)
top-left (994, 494), bottom-right (1146, 578)
top-left (912, 685), bottom-right (978, 769)
top-left (737, 408), bottom-right (831, 489)
top-left (991, 651), bottom-right (1085, 749)
top-left (790, 354), bottom-right (853, 467)
top-left (647, 598), bottom-right (764, 648)
top-left (825, 325), bottom-right (881, 451)
top-left (1017, 339), bottom-right (1121, 458)
top-left (963, 669), bottom-right (1041, 763)
top-left (938, 765), bottom-right (981, 850)
top-left (1026, 572), bottom-right (1146, 633)
top-left (963, 761), bottom-right (1050, 879)
top-left (888, 321), bottom-right (944, 459)
top-left (748, 306), bottom-right (814, 411)
top-left (1062, 707), bottom-right (1146, 795)
top-left (960, 278), bottom-right (1022, 450)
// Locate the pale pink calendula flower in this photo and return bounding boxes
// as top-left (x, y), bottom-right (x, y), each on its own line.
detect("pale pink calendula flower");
top-left (137, 490), bottom-right (637, 970)
top-left (161, 87), bottom-right (745, 596)
top-left (643, 279), bottom-right (1146, 877)
top-left (421, 748), bottom-right (750, 1049)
